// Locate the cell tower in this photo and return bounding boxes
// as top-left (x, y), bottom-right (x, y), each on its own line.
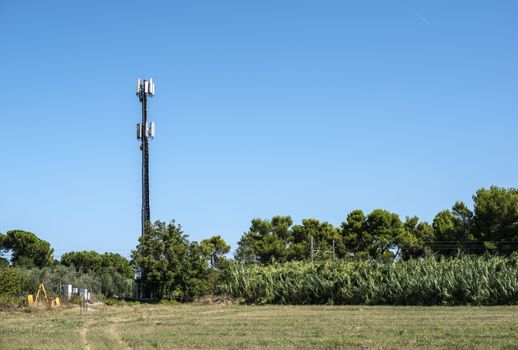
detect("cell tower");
top-left (136, 78), bottom-right (156, 236)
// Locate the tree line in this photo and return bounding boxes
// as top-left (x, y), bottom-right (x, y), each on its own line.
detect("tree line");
top-left (2, 185), bottom-right (518, 303)
top-left (0, 227), bottom-right (230, 301)
top-left (235, 186), bottom-right (518, 264)
top-left (0, 231), bottom-right (135, 298)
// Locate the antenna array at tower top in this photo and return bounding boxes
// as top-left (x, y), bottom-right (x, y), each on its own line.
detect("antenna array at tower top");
top-left (136, 78), bottom-right (155, 97)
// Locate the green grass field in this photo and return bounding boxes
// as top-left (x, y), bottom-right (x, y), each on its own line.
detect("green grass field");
top-left (0, 304), bottom-right (517, 349)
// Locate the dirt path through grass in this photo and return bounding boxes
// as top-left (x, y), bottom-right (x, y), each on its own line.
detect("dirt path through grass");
top-left (106, 316), bottom-right (131, 350)
top-left (79, 318), bottom-right (90, 350)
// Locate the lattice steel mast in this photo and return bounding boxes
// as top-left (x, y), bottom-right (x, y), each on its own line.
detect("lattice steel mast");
top-left (136, 78), bottom-right (155, 236)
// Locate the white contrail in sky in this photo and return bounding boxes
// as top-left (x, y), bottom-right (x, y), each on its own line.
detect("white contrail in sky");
top-left (412, 9), bottom-right (430, 25)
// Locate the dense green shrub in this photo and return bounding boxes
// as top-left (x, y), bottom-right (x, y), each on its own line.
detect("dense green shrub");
top-left (133, 221), bottom-right (212, 301)
top-left (0, 268), bottom-right (23, 296)
top-left (219, 255), bottom-right (518, 305)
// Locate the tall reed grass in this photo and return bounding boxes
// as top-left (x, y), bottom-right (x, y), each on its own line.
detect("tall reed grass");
top-left (219, 255), bottom-right (518, 305)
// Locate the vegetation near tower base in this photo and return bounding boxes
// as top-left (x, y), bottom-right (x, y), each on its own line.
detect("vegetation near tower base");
top-left (132, 221), bottom-right (215, 301)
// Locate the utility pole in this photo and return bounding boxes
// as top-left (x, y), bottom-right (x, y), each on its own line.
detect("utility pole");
top-left (136, 78), bottom-right (155, 236)
top-left (310, 236), bottom-right (314, 263)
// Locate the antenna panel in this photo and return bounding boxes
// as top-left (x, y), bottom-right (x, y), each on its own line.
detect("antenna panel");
top-left (149, 122), bottom-right (155, 138)
top-left (137, 123), bottom-right (142, 139)
top-left (149, 78), bottom-right (154, 96)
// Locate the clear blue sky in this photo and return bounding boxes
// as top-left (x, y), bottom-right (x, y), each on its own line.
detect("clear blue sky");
top-left (1, 1), bottom-right (517, 260)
